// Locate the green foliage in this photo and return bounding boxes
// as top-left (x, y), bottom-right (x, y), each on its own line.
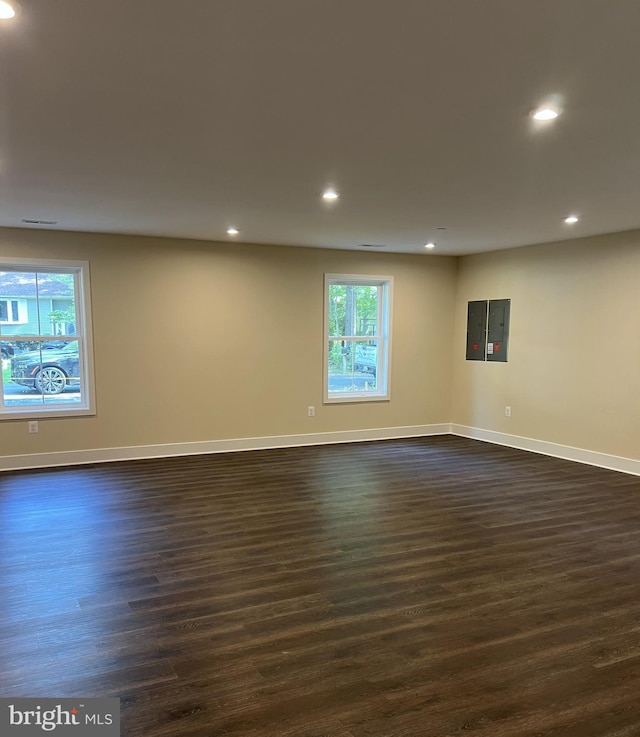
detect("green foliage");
top-left (328, 284), bottom-right (378, 337)
top-left (328, 283), bottom-right (378, 372)
top-left (49, 273), bottom-right (75, 295)
top-left (49, 305), bottom-right (76, 326)
top-left (48, 273), bottom-right (76, 331)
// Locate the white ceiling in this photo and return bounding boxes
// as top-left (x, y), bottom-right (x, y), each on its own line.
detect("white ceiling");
top-left (1, 0), bottom-right (640, 255)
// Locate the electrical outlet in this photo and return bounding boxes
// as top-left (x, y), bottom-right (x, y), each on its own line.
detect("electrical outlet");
top-left (504, 406), bottom-right (511, 417)
top-left (28, 420), bottom-right (39, 434)
top-left (307, 405), bottom-right (315, 417)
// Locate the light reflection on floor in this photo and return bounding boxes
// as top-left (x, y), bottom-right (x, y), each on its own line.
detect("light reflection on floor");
top-left (0, 469), bottom-right (119, 634)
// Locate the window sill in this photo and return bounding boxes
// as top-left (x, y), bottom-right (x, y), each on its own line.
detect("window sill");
top-left (1, 406), bottom-right (95, 421)
top-left (324, 393), bottom-right (390, 404)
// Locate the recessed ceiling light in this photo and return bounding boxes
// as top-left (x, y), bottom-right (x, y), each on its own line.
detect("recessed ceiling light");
top-left (531, 107), bottom-right (560, 121)
top-left (322, 189), bottom-right (339, 201)
top-left (0, 1), bottom-right (15, 19)
top-left (424, 242), bottom-right (436, 250)
top-left (226, 227), bottom-right (239, 236)
top-left (563, 215), bottom-right (579, 224)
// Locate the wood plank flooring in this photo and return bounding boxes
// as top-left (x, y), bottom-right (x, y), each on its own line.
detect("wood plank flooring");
top-left (2, 436), bottom-right (640, 736)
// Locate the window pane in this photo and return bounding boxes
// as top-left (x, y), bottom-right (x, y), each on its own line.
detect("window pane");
top-left (6, 341), bottom-right (83, 408)
top-left (327, 339), bottom-right (379, 395)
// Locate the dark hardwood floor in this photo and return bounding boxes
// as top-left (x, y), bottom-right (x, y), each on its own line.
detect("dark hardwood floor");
top-left (2, 435), bottom-right (640, 736)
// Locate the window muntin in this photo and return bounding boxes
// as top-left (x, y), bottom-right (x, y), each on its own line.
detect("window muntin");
top-left (0, 260), bottom-right (94, 418)
top-left (324, 274), bottom-right (392, 402)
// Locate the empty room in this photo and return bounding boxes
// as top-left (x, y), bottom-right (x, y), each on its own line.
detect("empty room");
top-left (2, 2), bottom-right (640, 736)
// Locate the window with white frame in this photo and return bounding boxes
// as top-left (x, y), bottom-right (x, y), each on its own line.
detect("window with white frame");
top-left (324, 274), bottom-right (392, 402)
top-left (0, 299), bottom-right (28, 324)
top-left (0, 259), bottom-right (95, 418)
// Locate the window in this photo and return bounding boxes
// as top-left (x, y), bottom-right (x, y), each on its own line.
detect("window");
top-left (324, 274), bottom-right (392, 402)
top-left (0, 299), bottom-right (27, 324)
top-left (0, 259), bottom-right (95, 418)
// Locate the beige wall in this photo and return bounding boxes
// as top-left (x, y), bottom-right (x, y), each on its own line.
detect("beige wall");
top-left (452, 230), bottom-right (640, 461)
top-left (0, 228), bottom-right (457, 459)
top-left (4, 225), bottom-right (638, 466)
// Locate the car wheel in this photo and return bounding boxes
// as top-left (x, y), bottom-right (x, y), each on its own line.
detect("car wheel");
top-left (34, 367), bottom-right (67, 395)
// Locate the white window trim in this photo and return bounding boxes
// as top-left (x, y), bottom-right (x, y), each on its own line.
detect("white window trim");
top-left (0, 257), bottom-right (96, 420)
top-left (324, 273), bottom-right (393, 404)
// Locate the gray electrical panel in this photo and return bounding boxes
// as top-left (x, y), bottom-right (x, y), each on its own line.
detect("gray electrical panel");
top-left (466, 300), bottom-right (487, 360)
top-left (466, 298), bottom-right (510, 362)
top-left (487, 299), bottom-right (510, 362)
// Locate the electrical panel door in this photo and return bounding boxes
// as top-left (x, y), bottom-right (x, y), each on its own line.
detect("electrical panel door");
top-left (466, 300), bottom-right (487, 360)
top-left (487, 299), bottom-right (510, 362)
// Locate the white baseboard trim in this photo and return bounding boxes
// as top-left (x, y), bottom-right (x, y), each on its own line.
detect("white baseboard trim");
top-left (3, 422), bottom-right (639, 476)
top-left (451, 424), bottom-right (640, 476)
top-left (0, 424), bottom-right (451, 472)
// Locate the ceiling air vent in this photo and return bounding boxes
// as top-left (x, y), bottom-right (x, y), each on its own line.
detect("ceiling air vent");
top-left (358, 244), bottom-right (386, 248)
top-left (22, 219), bottom-right (58, 225)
